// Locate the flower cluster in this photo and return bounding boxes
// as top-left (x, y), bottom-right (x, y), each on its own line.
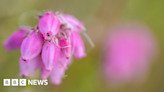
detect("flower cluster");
top-left (3, 11), bottom-right (87, 85)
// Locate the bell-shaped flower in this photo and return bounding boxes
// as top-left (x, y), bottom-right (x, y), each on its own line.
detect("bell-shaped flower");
top-left (40, 60), bottom-right (51, 80)
top-left (71, 31), bottom-right (86, 59)
top-left (39, 12), bottom-right (60, 40)
top-left (64, 14), bottom-right (85, 32)
top-left (56, 13), bottom-right (85, 32)
top-left (40, 52), bottom-right (71, 80)
top-left (19, 55), bottom-right (41, 78)
top-left (3, 26), bottom-right (30, 51)
top-left (49, 53), bottom-right (71, 85)
top-left (58, 31), bottom-right (72, 59)
top-left (20, 30), bottom-right (44, 62)
top-left (41, 40), bottom-right (60, 71)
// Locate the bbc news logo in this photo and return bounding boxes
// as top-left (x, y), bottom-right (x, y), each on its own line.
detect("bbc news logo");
top-left (3, 79), bottom-right (48, 86)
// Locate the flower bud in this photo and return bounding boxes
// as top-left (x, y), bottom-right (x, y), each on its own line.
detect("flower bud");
top-left (39, 12), bottom-right (60, 40)
top-left (64, 14), bottom-right (85, 32)
top-left (56, 13), bottom-right (85, 32)
top-left (58, 32), bottom-right (71, 59)
top-left (71, 32), bottom-right (86, 59)
top-left (19, 55), bottom-right (41, 78)
top-left (40, 60), bottom-right (51, 80)
top-left (41, 40), bottom-right (60, 71)
top-left (49, 53), bottom-right (71, 85)
top-left (3, 26), bottom-right (30, 51)
top-left (21, 30), bottom-right (44, 62)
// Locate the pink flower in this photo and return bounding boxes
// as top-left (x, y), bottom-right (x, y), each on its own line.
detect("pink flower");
top-left (40, 53), bottom-right (72, 83)
top-left (49, 62), bottom-right (66, 85)
top-left (71, 31), bottom-right (86, 59)
top-left (19, 55), bottom-right (41, 78)
top-left (56, 13), bottom-right (85, 32)
top-left (41, 40), bottom-right (60, 71)
top-left (21, 30), bottom-right (44, 62)
top-left (58, 31), bottom-right (72, 59)
top-left (39, 12), bottom-right (60, 40)
top-left (103, 23), bottom-right (157, 86)
top-left (40, 60), bottom-right (51, 80)
top-left (3, 26), bottom-right (30, 51)
top-left (50, 53), bottom-right (71, 85)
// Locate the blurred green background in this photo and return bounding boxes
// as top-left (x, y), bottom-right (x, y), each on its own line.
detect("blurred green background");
top-left (0, 0), bottom-right (164, 92)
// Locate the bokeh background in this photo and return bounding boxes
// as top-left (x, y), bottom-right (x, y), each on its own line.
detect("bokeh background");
top-left (0, 0), bottom-right (164, 92)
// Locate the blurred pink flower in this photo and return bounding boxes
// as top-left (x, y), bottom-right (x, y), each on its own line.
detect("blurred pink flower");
top-left (40, 60), bottom-right (51, 80)
top-left (103, 23), bottom-right (158, 86)
top-left (71, 31), bottom-right (86, 59)
top-left (49, 53), bottom-right (71, 85)
top-left (3, 26), bottom-right (30, 51)
top-left (56, 13), bottom-right (86, 32)
top-left (19, 55), bottom-right (41, 78)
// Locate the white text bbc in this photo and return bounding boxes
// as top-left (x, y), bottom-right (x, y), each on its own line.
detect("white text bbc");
top-left (3, 79), bottom-right (48, 86)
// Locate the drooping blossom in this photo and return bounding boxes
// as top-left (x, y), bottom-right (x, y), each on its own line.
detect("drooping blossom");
top-left (39, 12), bottom-right (60, 40)
top-left (3, 26), bottom-right (30, 51)
top-left (21, 29), bottom-right (44, 62)
top-left (40, 53), bottom-right (72, 83)
top-left (71, 31), bottom-right (86, 59)
top-left (19, 55), bottom-right (41, 78)
top-left (56, 13), bottom-right (86, 32)
top-left (58, 30), bottom-right (72, 59)
top-left (41, 40), bottom-right (60, 71)
top-left (40, 60), bottom-right (51, 80)
top-left (49, 53), bottom-right (71, 85)
top-left (102, 23), bottom-right (157, 86)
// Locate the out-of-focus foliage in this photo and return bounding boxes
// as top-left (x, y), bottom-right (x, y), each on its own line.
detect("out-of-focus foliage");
top-left (0, 0), bottom-right (164, 92)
